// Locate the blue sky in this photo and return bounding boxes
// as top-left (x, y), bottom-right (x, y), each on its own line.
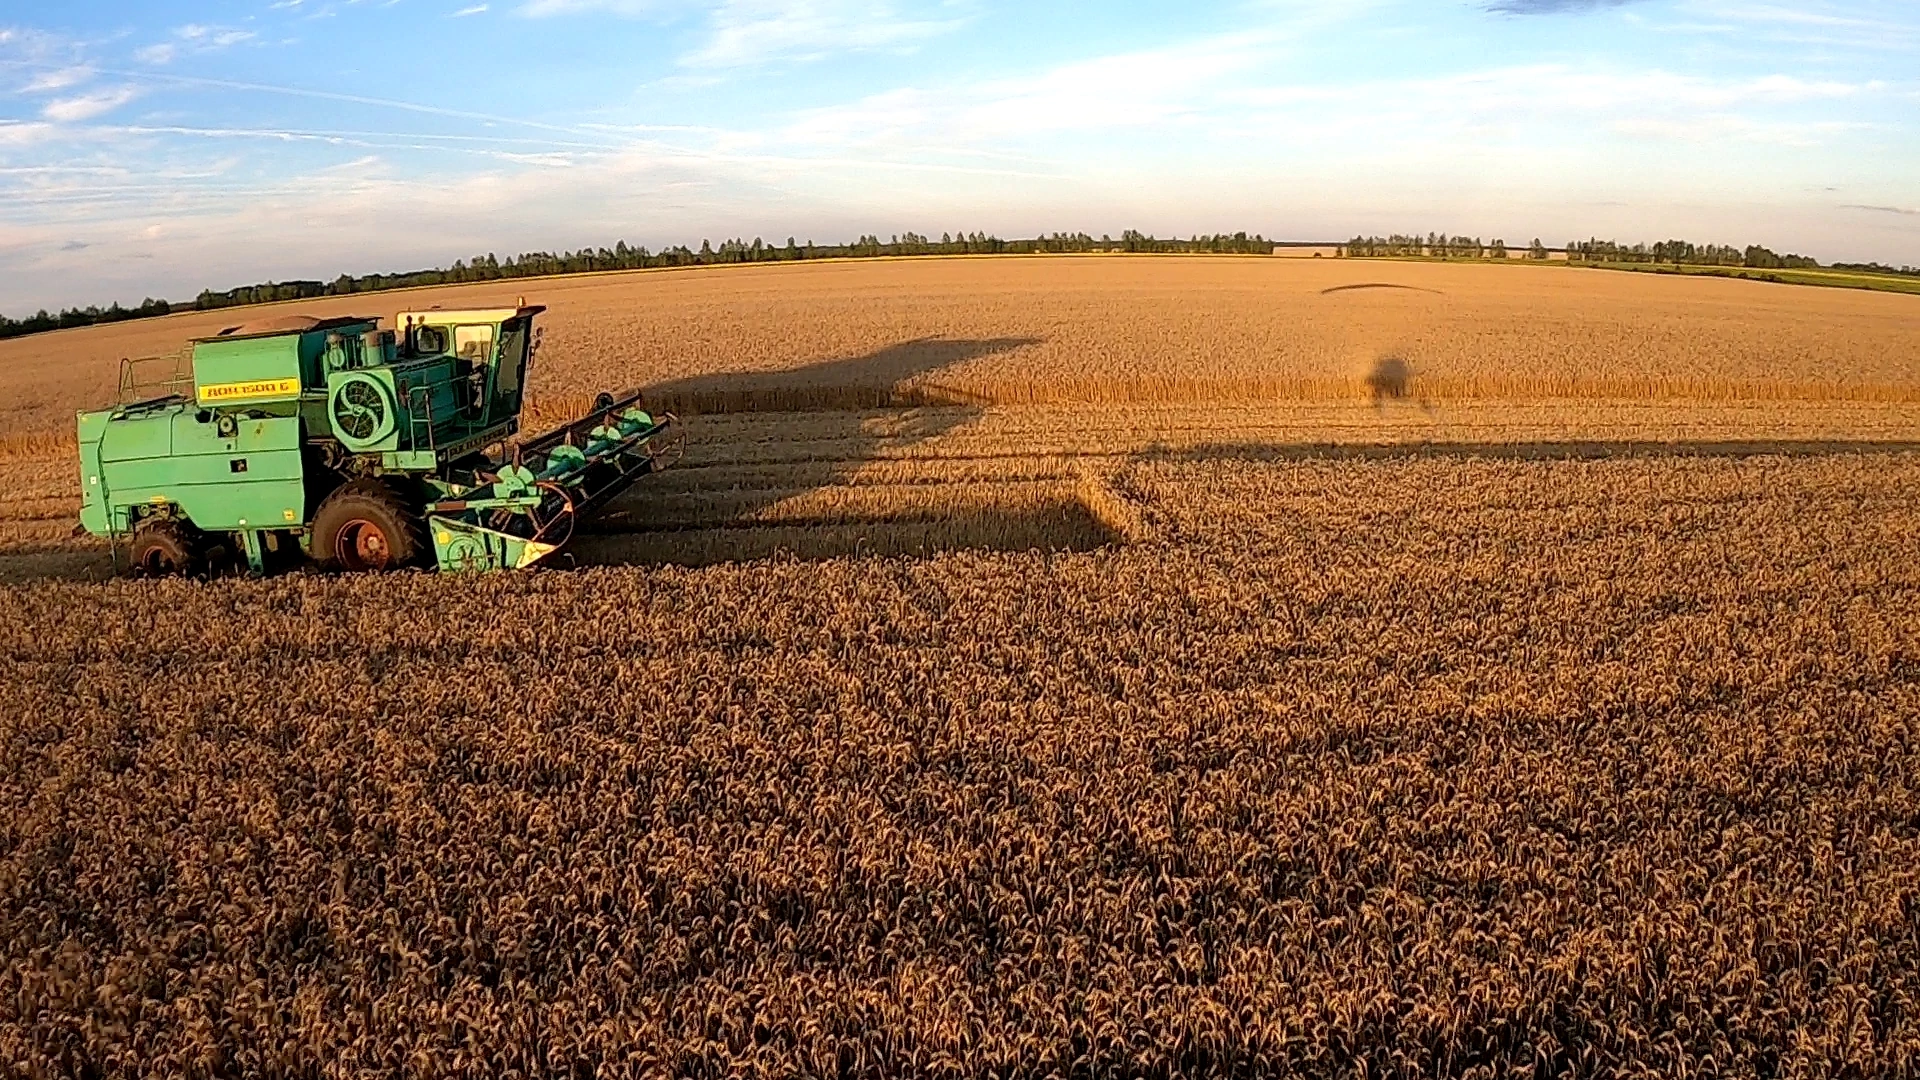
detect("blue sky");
top-left (1, 0), bottom-right (1916, 313)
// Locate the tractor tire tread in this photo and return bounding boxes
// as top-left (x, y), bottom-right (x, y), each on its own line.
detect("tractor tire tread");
top-left (128, 518), bottom-right (205, 578)
top-left (311, 477), bottom-right (431, 572)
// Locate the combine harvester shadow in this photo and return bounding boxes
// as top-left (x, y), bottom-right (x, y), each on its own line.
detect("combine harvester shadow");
top-left (562, 336), bottom-right (1124, 568)
top-left (1320, 283), bottom-right (1445, 296)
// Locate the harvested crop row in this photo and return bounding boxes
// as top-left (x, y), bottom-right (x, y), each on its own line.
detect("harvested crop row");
top-left (3, 452), bottom-right (1917, 1077)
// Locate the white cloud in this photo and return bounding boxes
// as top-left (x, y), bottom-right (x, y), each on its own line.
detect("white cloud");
top-left (1670, 0), bottom-right (1920, 50)
top-left (1610, 115), bottom-right (1872, 146)
top-left (21, 66), bottom-right (93, 93)
top-left (177, 25), bottom-right (259, 48)
top-left (1183, 65), bottom-right (1890, 156)
top-left (516, 0), bottom-right (969, 67)
top-left (684, 0), bottom-right (968, 67)
top-left (781, 31), bottom-right (1273, 147)
top-left (137, 23), bottom-right (257, 64)
top-left (519, 0), bottom-right (662, 14)
top-left (496, 151), bottom-right (575, 166)
top-left (1230, 67), bottom-right (1873, 119)
top-left (452, 3), bottom-right (490, 14)
top-left (42, 88), bottom-right (141, 123)
top-left (0, 121), bottom-right (59, 146)
top-left (1691, 1), bottom-right (1914, 34)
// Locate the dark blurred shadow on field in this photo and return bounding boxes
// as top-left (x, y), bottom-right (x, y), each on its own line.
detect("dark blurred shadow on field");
top-left (1321, 283), bottom-right (1444, 296)
top-left (570, 500), bottom-right (1118, 568)
top-left (1364, 354), bottom-right (1436, 414)
top-left (1151, 439), bottom-right (1920, 465)
top-left (0, 544), bottom-right (113, 585)
top-left (632, 336), bottom-right (1037, 414)
top-left (565, 335), bottom-right (1123, 568)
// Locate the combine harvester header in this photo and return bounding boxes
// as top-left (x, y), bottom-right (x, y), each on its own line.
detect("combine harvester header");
top-left (74, 303), bottom-right (677, 575)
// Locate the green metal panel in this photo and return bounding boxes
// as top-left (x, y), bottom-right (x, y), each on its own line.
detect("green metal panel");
top-left (192, 336), bottom-right (304, 407)
top-left (325, 354), bottom-right (481, 456)
top-left (98, 406), bottom-right (174, 462)
top-left (76, 410), bottom-right (110, 534)
top-left (91, 410), bottom-right (306, 533)
top-left (390, 354), bottom-right (460, 451)
top-left (428, 515), bottom-right (554, 572)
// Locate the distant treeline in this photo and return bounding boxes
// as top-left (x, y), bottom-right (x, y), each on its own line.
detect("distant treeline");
top-left (0, 230), bottom-right (1273, 342)
top-left (1345, 232), bottom-right (1824, 269)
top-left (1566, 238), bottom-right (1820, 269)
top-left (1346, 234), bottom-right (1534, 259)
top-left (1832, 262), bottom-right (1920, 277)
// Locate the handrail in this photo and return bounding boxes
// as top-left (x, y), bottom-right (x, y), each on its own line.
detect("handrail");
top-left (118, 355), bottom-right (192, 404)
top-left (402, 384), bottom-right (438, 456)
top-left (398, 365), bottom-right (499, 457)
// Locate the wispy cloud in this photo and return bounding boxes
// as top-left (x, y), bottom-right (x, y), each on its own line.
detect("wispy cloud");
top-left (782, 31), bottom-right (1275, 147)
top-left (452, 3), bottom-right (490, 15)
top-left (1610, 115), bottom-right (1871, 146)
top-left (0, 121), bottom-right (59, 146)
top-left (786, 50), bottom-right (1883, 159)
top-left (10, 64), bottom-right (609, 139)
top-left (518, 0), bottom-right (663, 14)
top-left (685, 1), bottom-right (969, 67)
top-left (1229, 66), bottom-right (1877, 125)
top-left (1842, 203), bottom-right (1920, 215)
top-left (1695, 2), bottom-right (1914, 33)
top-left (42, 87), bottom-right (141, 122)
top-left (1487, 0), bottom-right (1641, 13)
top-left (178, 25), bottom-right (259, 48)
top-left (20, 66), bottom-right (92, 93)
top-left (135, 23), bottom-right (258, 65)
top-left (1669, 1), bottom-right (1920, 50)
top-left (517, 0), bottom-right (970, 67)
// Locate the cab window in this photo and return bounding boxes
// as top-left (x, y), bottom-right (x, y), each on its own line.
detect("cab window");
top-left (453, 325), bottom-right (495, 362)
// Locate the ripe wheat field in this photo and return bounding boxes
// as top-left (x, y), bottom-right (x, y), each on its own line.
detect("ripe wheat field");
top-left (3, 256), bottom-right (1920, 1077)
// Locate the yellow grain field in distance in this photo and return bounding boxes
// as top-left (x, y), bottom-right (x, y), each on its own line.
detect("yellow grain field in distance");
top-left (3, 256), bottom-right (1919, 439)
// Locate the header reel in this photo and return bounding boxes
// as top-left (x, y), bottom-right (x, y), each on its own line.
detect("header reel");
top-left (422, 390), bottom-right (680, 571)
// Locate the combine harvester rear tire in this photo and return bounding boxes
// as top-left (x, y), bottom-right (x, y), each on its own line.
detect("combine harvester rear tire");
top-left (128, 519), bottom-right (205, 578)
top-left (312, 479), bottom-right (430, 573)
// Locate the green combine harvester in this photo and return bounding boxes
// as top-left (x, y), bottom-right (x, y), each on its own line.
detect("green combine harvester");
top-left (75, 304), bottom-right (676, 575)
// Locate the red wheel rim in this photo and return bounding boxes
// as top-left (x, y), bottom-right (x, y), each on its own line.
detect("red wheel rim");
top-left (336, 519), bottom-right (392, 571)
top-left (138, 546), bottom-right (177, 576)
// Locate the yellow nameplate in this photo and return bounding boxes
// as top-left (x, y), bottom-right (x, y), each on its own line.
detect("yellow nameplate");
top-left (198, 377), bottom-right (301, 404)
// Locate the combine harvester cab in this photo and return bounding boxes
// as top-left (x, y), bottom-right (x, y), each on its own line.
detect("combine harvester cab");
top-left (75, 305), bottom-right (677, 575)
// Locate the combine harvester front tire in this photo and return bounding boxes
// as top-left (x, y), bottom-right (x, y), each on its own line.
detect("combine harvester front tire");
top-left (311, 479), bottom-right (430, 573)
